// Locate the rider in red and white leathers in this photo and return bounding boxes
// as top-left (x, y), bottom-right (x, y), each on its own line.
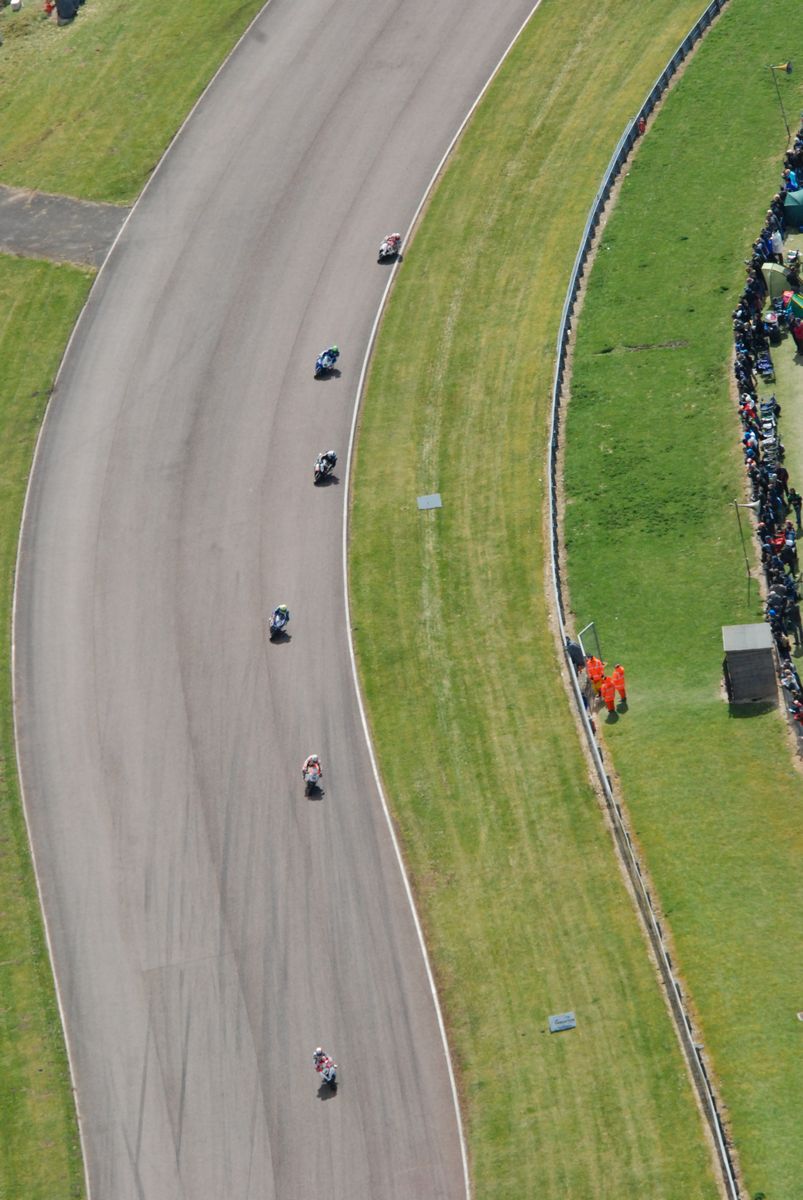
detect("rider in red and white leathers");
top-left (302, 754), bottom-right (322, 778)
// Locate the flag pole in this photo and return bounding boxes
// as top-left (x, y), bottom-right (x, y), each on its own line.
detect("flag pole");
top-left (769, 63), bottom-right (792, 143)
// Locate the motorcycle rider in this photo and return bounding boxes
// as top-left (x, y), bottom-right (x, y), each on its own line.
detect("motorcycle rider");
top-left (319, 449), bottom-right (337, 473)
top-left (302, 753), bottom-right (322, 779)
top-left (269, 605), bottom-right (290, 637)
top-left (313, 1047), bottom-right (336, 1083)
top-left (321, 344), bottom-right (339, 365)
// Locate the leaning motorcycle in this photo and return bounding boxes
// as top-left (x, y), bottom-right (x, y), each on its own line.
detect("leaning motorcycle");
top-left (314, 453), bottom-right (336, 484)
top-left (378, 233), bottom-right (401, 261)
top-left (314, 351), bottom-right (337, 378)
top-left (268, 610), bottom-right (289, 641)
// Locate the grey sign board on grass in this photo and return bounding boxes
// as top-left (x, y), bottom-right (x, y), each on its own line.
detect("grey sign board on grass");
top-left (548, 1011), bottom-right (576, 1033)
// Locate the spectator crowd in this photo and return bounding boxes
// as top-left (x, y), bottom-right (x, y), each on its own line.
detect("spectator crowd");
top-left (734, 118), bottom-right (803, 727)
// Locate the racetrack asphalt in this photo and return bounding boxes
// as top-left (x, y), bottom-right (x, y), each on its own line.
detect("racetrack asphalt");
top-left (13, 0), bottom-right (536, 1195)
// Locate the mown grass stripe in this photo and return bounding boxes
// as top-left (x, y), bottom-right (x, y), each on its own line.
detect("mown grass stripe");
top-left (564, 2), bottom-right (803, 1195)
top-left (350, 1), bottom-right (723, 1194)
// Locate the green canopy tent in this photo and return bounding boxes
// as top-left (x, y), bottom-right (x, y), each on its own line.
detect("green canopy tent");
top-left (762, 262), bottom-right (791, 300)
top-left (783, 188), bottom-right (803, 229)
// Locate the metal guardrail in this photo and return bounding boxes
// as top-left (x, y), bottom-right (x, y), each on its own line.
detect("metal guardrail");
top-left (546, 3), bottom-right (741, 1198)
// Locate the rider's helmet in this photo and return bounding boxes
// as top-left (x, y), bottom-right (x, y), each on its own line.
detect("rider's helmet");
top-left (315, 1047), bottom-right (322, 1055)
top-left (332, 345), bottom-right (339, 354)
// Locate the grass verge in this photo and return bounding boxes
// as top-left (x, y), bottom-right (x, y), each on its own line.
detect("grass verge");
top-left (0, 0), bottom-right (264, 203)
top-left (0, 258), bottom-right (93, 1197)
top-left (350, 1), bottom-right (724, 1194)
top-left (563, 3), bottom-right (803, 1196)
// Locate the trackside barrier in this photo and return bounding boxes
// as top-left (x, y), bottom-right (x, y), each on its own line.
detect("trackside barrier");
top-left (547, 3), bottom-right (741, 1198)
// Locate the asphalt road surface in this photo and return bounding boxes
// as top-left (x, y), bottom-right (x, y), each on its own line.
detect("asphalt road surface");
top-left (14, 1), bottom-right (536, 1196)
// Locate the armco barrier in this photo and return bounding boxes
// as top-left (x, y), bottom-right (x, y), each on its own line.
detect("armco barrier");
top-left (547, 3), bottom-right (741, 1198)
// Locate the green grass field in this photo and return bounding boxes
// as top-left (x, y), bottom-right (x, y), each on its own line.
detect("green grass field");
top-left (350, 1), bottom-right (725, 1194)
top-left (563, 3), bottom-right (803, 1196)
top-left (0, 259), bottom-right (92, 1197)
top-left (0, 0), bottom-right (263, 202)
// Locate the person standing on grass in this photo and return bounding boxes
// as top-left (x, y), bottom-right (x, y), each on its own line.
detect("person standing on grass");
top-left (600, 676), bottom-right (616, 715)
top-left (774, 463), bottom-right (790, 500)
top-left (781, 663), bottom-right (802, 698)
top-left (565, 637), bottom-right (586, 672)
top-left (781, 540), bottom-right (799, 574)
top-left (790, 317), bottom-right (803, 355)
top-left (789, 487), bottom-right (802, 529)
top-left (776, 629), bottom-right (793, 659)
top-left (612, 664), bottom-right (627, 704)
top-left (748, 461), bottom-right (762, 499)
top-left (586, 656), bottom-right (605, 695)
top-left (789, 603), bottom-right (803, 650)
top-left (771, 227), bottom-right (784, 264)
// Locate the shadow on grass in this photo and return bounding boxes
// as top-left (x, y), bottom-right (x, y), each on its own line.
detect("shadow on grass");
top-left (727, 701), bottom-right (777, 718)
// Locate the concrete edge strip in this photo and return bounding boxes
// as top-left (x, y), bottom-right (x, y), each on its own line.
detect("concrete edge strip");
top-left (10, 4), bottom-right (278, 1196)
top-left (342, 4), bottom-right (546, 1196)
top-left (545, 2), bottom-right (742, 1197)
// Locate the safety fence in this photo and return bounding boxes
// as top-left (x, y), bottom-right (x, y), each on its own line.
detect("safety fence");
top-left (546, 2), bottom-right (741, 1198)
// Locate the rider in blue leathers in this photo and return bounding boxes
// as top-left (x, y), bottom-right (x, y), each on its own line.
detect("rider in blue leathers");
top-left (271, 604), bottom-right (290, 630)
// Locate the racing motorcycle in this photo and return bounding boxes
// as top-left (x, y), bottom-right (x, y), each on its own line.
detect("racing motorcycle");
top-left (314, 1051), bottom-right (337, 1087)
top-left (314, 451), bottom-right (337, 484)
top-left (304, 762), bottom-right (322, 795)
top-left (268, 608), bottom-right (290, 641)
top-left (378, 232), bottom-right (402, 261)
top-left (314, 349), bottom-right (339, 378)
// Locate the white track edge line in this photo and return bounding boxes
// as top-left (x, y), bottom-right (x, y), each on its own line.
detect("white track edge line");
top-left (342, 4), bottom-right (543, 1195)
top-left (10, 5), bottom-right (276, 1197)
